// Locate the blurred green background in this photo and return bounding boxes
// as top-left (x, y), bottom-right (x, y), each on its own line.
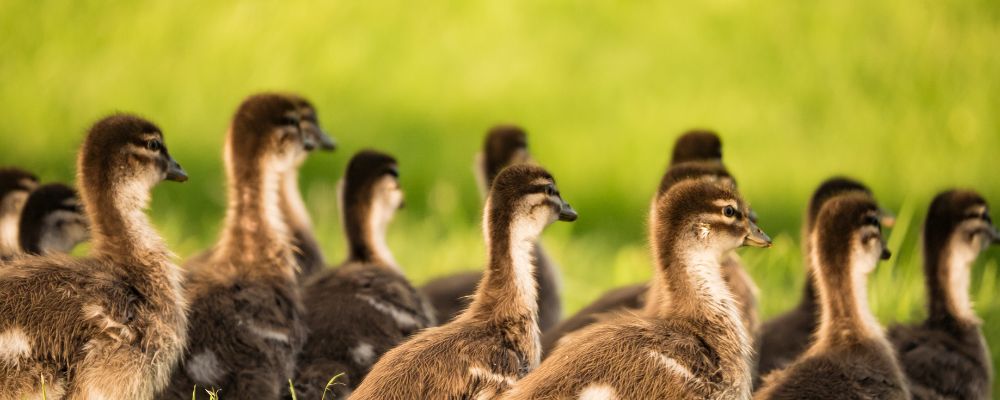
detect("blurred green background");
top-left (2, 0), bottom-right (999, 393)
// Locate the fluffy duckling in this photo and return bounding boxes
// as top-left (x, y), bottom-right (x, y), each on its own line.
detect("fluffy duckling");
top-left (755, 193), bottom-right (907, 399)
top-left (17, 183), bottom-right (89, 256)
top-left (352, 164), bottom-right (577, 399)
top-left (291, 150), bottom-right (435, 398)
top-left (542, 157), bottom-right (760, 354)
top-left (0, 168), bottom-right (39, 259)
top-left (756, 177), bottom-right (887, 382)
top-left (282, 94), bottom-right (335, 278)
top-left (505, 177), bottom-right (769, 399)
top-left (421, 125), bottom-right (565, 331)
top-left (0, 114), bottom-right (188, 399)
top-left (161, 94), bottom-right (313, 399)
top-left (888, 190), bottom-right (997, 399)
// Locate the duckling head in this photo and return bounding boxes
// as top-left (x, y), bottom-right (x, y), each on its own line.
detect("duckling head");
top-left (654, 178), bottom-right (770, 256)
top-left (0, 168), bottom-right (38, 212)
top-left (670, 129), bottom-right (722, 165)
top-left (481, 124), bottom-right (530, 187)
top-left (340, 149), bottom-right (404, 223)
top-left (813, 193), bottom-right (890, 280)
top-left (227, 93), bottom-right (317, 176)
top-left (486, 164), bottom-right (576, 244)
top-left (78, 114), bottom-right (187, 196)
top-left (808, 177), bottom-right (894, 231)
top-left (18, 183), bottom-right (89, 255)
top-left (657, 160), bottom-right (734, 199)
top-left (287, 94), bottom-right (336, 152)
top-left (925, 189), bottom-right (999, 259)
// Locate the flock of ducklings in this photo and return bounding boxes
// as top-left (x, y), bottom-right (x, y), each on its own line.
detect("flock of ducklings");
top-left (0, 92), bottom-right (994, 400)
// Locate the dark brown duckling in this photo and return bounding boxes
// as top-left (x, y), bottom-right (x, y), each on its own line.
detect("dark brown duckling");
top-left (755, 193), bottom-right (907, 399)
top-left (505, 177), bottom-right (770, 399)
top-left (420, 124), bottom-right (565, 331)
top-left (888, 190), bottom-right (996, 399)
top-left (161, 94), bottom-right (312, 399)
top-left (17, 183), bottom-right (89, 256)
top-left (0, 168), bottom-right (38, 259)
top-left (290, 150), bottom-right (435, 399)
top-left (0, 114), bottom-right (188, 399)
top-left (352, 164), bottom-right (577, 399)
top-left (756, 177), bottom-right (892, 383)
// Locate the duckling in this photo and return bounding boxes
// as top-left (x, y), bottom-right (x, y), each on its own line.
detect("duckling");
top-left (17, 183), bottom-right (89, 256)
top-left (505, 177), bottom-right (770, 400)
top-left (161, 94), bottom-right (313, 399)
top-left (755, 193), bottom-right (907, 399)
top-left (282, 95), bottom-right (335, 278)
top-left (0, 168), bottom-right (38, 259)
top-left (887, 190), bottom-right (996, 399)
top-left (542, 157), bottom-right (761, 355)
top-left (352, 164), bottom-right (577, 399)
top-left (756, 177), bottom-right (886, 382)
top-left (421, 125), bottom-right (564, 331)
top-left (0, 114), bottom-right (188, 399)
top-left (290, 150), bottom-right (435, 399)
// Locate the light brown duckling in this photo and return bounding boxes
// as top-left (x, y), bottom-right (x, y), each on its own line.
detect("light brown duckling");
top-left (0, 114), bottom-right (188, 399)
top-left (506, 177), bottom-right (769, 399)
top-left (0, 168), bottom-right (39, 259)
top-left (352, 164), bottom-right (577, 399)
top-left (161, 94), bottom-right (313, 399)
top-left (421, 125), bottom-right (564, 331)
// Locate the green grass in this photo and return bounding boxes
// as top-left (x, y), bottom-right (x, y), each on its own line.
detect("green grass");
top-left (2, 0), bottom-right (999, 396)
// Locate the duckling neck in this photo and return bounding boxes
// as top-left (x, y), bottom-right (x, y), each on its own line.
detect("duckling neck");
top-left (85, 177), bottom-right (169, 264)
top-left (813, 254), bottom-right (882, 347)
top-left (280, 168), bottom-right (325, 270)
top-left (470, 214), bottom-right (540, 321)
top-left (926, 238), bottom-right (979, 326)
top-left (342, 195), bottom-right (398, 270)
top-left (217, 161), bottom-right (292, 272)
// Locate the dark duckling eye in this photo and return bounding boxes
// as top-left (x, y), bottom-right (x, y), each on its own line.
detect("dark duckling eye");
top-left (146, 140), bottom-right (162, 152)
top-left (864, 215), bottom-right (881, 228)
top-left (545, 184), bottom-right (558, 196)
top-left (723, 205), bottom-right (736, 218)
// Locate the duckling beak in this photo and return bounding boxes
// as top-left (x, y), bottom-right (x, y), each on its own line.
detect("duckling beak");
top-left (302, 134), bottom-right (317, 152)
top-left (165, 158), bottom-right (188, 182)
top-left (748, 208), bottom-right (760, 224)
top-left (878, 208), bottom-right (896, 228)
top-left (881, 247), bottom-right (892, 260)
top-left (988, 226), bottom-right (1000, 245)
top-left (315, 128), bottom-right (337, 151)
top-left (743, 220), bottom-right (772, 248)
top-left (558, 201), bottom-right (578, 222)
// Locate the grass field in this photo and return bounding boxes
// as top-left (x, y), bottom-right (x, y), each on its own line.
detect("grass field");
top-left (2, 0), bottom-right (999, 396)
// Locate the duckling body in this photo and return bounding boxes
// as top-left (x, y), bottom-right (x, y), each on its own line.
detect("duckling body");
top-left (887, 190), bottom-right (995, 400)
top-left (421, 125), bottom-right (564, 330)
top-left (17, 183), bottom-right (89, 256)
top-left (0, 115), bottom-right (188, 399)
top-left (352, 164), bottom-right (577, 399)
top-left (291, 150), bottom-right (435, 399)
top-left (0, 168), bottom-right (38, 259)
top-left (161, 94), bottom-right (312, 399)
top-left (755, 193), bottom-right (907, 399)
top-left (756, 177), bottom-right (879, 382)
top-left (506, 178), bottom-right (770, 399)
